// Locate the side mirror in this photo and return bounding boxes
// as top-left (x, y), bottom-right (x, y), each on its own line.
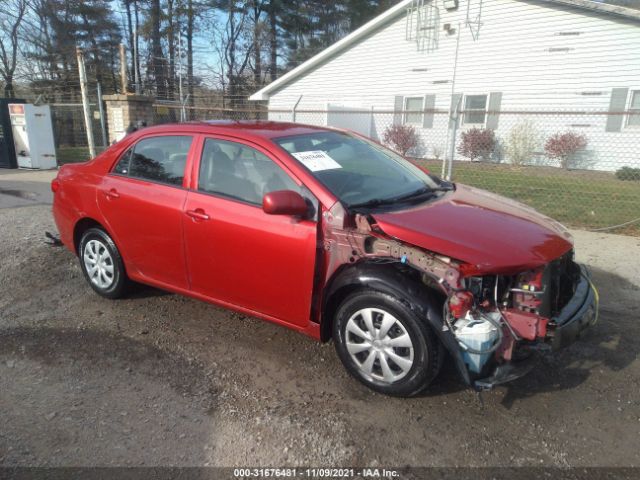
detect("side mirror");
top-left (262, 190), bottom-right (308, 217)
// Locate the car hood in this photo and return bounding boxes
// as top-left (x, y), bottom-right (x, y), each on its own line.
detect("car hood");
top-left (371, 184), bottom-right (573, 275)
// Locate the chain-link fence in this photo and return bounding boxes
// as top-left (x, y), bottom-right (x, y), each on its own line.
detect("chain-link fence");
top-left (50, 103), bottom-right (109, 164)
top-left (260, 103), bottom-right (640, 235)
top-left (49, 98), bottom-right (640, 234)
top-left (152, 102), bottom-right (268, 124)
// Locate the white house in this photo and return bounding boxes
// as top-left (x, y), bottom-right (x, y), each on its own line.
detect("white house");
top-left (250, 0), bottom-right (640, 171)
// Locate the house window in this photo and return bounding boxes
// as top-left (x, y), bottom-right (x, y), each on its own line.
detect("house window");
top-left (628, 91), bottom-right (640, 127)
top-left (404, 97), bottom-right (424, 124)
top-left (463, 94), bottom-right (488, 125)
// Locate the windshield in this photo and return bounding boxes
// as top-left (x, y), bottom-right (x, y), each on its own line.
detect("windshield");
top-left (275, 131), bottom-right (444, 209)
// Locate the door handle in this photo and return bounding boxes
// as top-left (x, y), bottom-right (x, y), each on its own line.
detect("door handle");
top-left (104, 188), bottom-right (120, 199)
top-left (186, 209), bottom-right (210, 221)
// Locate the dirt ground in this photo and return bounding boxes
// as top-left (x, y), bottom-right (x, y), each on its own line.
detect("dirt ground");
top-left (0, 204), bottom-right (639, 468)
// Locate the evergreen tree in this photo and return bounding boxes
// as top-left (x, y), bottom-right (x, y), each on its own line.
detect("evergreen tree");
top-left (27, 0), bottom-right (121, 98)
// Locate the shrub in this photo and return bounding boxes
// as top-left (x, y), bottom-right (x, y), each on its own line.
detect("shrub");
top-left (615, 166), bottom-right (640, 181)
top-left (457, 128), bottom-right (496, 162)
top-left (382, 124), bottom-right (419, 156)
top-left (505, 121), bottom-right (539, 166)
top-left (431, 144), bottom-right (444, 160)
top-left (544, 131), bottom-right (588, 170)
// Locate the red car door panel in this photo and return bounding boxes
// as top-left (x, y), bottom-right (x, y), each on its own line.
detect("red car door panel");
top-left (183, 136), bottom-right (318, 328)
top-left (97, 175), bottom-right (189, 289)
top-left (96, 134), bottom-right (194, 290)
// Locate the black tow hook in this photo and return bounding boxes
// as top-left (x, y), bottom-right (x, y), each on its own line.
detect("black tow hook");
top-left (45, 231), bottom-right (63, 247)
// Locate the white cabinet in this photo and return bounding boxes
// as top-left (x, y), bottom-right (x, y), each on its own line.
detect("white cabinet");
top-left (9, 103), bottom-right (57, 169)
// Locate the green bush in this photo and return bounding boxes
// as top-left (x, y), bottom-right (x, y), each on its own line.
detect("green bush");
top-left (615, 167), bottom-right (640, 181)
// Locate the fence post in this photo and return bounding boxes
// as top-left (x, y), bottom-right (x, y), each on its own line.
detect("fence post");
top-left (444, 95), bottom-right (461, 180)
top-left (369, 105), bottom-right (375, 138)
top-left (97, 83), bottom-right (108, 148)
top-left (292, 95), bottom-right (303, 123)
top-left (181, 94), bottom-right (190, 122)
top-left (76, 47), bottom-right (96, 158)
top-left (119, 44), bottom-right (128, 94)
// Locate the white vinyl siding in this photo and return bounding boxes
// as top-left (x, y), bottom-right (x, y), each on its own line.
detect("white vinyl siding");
top-left (404, 97), bottom-right (424, 124)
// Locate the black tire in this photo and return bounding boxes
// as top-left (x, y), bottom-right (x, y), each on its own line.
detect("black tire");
top-left (78, 227), bottom-right (127, 299)
top-left (333, 289), bottom-right (443, 397)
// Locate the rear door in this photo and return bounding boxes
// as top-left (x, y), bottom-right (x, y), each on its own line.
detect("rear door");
top-left (183, 136), bottom-right (318, 328)
top-left (97, 134), bottom-right (194, 290)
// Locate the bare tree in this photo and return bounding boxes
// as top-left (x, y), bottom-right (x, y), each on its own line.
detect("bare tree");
top-left (149, 0), bottom-right (166, 99)
top-left (249, 0), bottom-right (266, 87)
top-left (267, 0), bottom-right (279, 82)
top-left (0, 0), bottom-right (28, 97)
top-left (166, 0), bottom-right (177, 100)
top-left (219, 2), bottom-right (253, 111)
top-left (185, 0), bottom-right (194, 108)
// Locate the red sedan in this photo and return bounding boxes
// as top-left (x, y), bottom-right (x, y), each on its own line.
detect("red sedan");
top-left (52, 121), bottom-right (597, 396)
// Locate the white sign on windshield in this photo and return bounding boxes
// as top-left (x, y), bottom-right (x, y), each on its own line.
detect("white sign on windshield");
top-left (291, 150), bottom-right (342, 172)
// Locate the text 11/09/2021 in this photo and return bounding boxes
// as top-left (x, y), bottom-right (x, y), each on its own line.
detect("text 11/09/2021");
top-left (233, 468), bottom-right (401, 478)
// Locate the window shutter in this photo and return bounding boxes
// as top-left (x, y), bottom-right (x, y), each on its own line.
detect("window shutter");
top-left (449, 93), bottom-right (462, 129)
top-left (486, 92), bottom-right (503, 130)
top-left (423, 95), bottom-right (436, 129)
top-left (393, 96), bottom-right (404, 125)
top-left (605, 88), bottom-right (629, 133)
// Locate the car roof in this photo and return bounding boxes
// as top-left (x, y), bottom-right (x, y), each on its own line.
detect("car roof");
top-left (135, 120), bottom-right (337, 141)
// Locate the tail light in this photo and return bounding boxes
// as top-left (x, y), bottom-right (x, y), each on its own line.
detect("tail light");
top-left (51, 179), bottom-right (60, 193)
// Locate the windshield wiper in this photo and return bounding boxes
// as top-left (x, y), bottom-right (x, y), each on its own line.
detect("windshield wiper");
top-left (394, 185), bottom-right (454, 201)
top-left (349, 185), bottom-right (453, 210)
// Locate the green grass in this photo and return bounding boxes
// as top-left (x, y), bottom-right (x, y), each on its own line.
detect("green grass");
top-left (418, 159), bottom-right (640, 235)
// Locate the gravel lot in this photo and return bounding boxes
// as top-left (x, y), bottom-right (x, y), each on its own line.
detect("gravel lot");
top-left (0, 203), bottom-right (639, 467)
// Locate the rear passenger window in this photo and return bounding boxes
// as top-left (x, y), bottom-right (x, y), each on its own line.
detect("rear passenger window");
top-left (113, 149), bottom-right (132, 175)
top-left (114, 135), bottom-right (193, 186)
top-left (198, 138), bottom-right (300, 205)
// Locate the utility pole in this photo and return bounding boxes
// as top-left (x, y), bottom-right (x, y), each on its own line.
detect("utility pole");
top-left (134, 30), bottom-right (140, 94)
top-left (97, 83), bottom-right (108, 148)
top-left (178, 30), bottom-right (185, 122)
top-left (119, 43), bottom-right (128, 94)
top-left (76, 47), bottom-right (96, 158)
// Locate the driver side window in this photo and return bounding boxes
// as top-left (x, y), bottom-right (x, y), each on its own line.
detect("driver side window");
top-left (198, 138), bottom-right (300, 205)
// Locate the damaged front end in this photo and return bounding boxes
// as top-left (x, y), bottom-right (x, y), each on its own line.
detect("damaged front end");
top-left (322, 202), bottom-right (599, 391)
top-left (447, 253), bottom-right (598, 390)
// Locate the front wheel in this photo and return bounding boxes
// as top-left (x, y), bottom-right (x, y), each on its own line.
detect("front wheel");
top-left (333, 290), bottom-right (442, 397)
top-left (78, 227), bottom-right (127, 299)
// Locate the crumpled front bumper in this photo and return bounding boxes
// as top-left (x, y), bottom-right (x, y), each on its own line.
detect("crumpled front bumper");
top-left (548, 264), bottom-right (598, 351)
top-left (474, 264), bottom-right (597, 390)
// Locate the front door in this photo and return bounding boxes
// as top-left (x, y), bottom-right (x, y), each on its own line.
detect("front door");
top-left (183, 136), bottom-right (318, 328)
top-left (97, 134), bottom-right (194, 289)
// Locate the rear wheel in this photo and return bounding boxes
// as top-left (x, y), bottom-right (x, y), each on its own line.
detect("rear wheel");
top-left (79, 227), bottom-right (127, 299)
top-left (333, 290), bottom-right (442, 397)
